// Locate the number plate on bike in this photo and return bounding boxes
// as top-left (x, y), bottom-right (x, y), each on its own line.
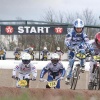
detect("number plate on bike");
top-left (15, 54), bottom-right (20, 58)
top-left (18, 80), bottom-right (27, 87)
top-left (93, 55), bottom-right (100, 61)
top-left (47, 81), bottom-right (57, 88)
top-left (76, 53), bottom-right (86, 59)
top-left (0, 50), bottom-right (4, 55)
top-left (44, 55), bottom-right (47, 57)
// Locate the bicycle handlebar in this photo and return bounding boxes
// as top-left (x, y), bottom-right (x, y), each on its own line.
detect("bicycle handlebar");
top-left (13, 77), bottom-right (32, 80)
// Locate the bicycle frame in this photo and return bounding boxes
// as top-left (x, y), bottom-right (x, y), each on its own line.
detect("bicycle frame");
top-left (43, 55), bottom-right (47, 61)
top-left (89, 55), bottom-right (100, 90)
top-left (70, 64), bottom-right (81, 90)
top-left (70, 48), bottom-right (87, 90)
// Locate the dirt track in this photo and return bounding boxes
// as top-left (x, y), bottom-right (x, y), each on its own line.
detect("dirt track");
top-left (0, 87), bottom-right (100, 100)
top-left (0, 69), bottom-right (100, 100)
top-left (0, 69), bottom-right (89, 89)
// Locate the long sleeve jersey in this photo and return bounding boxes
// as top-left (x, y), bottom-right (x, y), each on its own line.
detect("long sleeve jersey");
top-left (12, 62), bottom-right (37, 78)
top-left (65, 30), bottom-right (89, 48)
top-left (55, 50), bottom-right (64, 56)
top-left (40, 62), bottom-right (66, 79)
top-left (41, 50), bottom-right (50, 56)
top-left (88, 40), bottom-right (100, 55)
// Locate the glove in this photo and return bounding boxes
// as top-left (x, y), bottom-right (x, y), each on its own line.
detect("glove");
top-left (39, 78), bottom-right (44, 82)
top-left (12, 75), bottom-right (16, 79)
top-left (78, 49), bottom-right (86, 54)
top-left (79, 44), bottom-right (84, 49)
top-left (90, 51), bottom-right (95, 55)
top-left (59, 77), bottom-right (64, 80)
top-left (32, 77), bottom-right (36, 81)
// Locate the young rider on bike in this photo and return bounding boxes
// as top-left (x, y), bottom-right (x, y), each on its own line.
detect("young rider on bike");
top-left (12, 53), bottom-right (37, 88)
top-left (88, 32), bottom-right (100, 87)
top-left (41, 47), bottom-right (50, 61)
top-left (39, 53), bottom-right (66, 89)
top-left (55, 47), bottom-right (64, 60)
top-left (24, 47), bottom-right (35, 60)
top-left (64, 18), bottom-right (94, 84)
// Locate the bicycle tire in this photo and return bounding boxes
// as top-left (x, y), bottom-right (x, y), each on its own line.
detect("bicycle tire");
top-left (93, 67), bottom-right (99, 90)
top-left (70, 64), bottom-right (80, 90)
top-left (88, 82), bottom-right (94, 90)
top-left (88, 65), bottom-right (97, 90)
top-left (96, 67), bottom-right (100, 90)
top-left (70, 73), bottom-right (74, 89)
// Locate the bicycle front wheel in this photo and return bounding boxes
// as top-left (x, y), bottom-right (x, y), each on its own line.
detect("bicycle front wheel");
top-left (96, 66), bottom-right (100, 90)
top-left (70, 64), bottom-right (80, 90)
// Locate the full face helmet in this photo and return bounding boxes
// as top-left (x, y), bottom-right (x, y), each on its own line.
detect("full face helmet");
top-left (95, 32), bottom-right (100, 48)
top-left (44, 47), bottom-right (47, 50)
top-left (73, 18), bottom-right (84, 34)
top-left (29, 47), bottom-right (33, 51)
top-left (21, 53), bottom-right (31, 67)
top-left (51, 53), bottom-right (60, 66)
top-left (57, 47), bottom-right (60, 51)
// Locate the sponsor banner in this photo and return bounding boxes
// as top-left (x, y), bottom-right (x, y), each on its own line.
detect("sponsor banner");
top-left (1, 25), bottom-right (67, 35)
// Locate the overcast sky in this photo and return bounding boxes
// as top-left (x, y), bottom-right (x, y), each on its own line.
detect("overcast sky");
top-left (0, 0), bottom-right (100, 20)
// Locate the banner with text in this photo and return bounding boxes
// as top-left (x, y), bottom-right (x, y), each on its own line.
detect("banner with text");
top-left (1, 25), bottom-right (68, 35)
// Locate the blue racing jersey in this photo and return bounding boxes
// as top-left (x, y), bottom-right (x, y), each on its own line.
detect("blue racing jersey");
top-left (40, 62), bottom-right (66, 79)
top-left (65, 29), bottom-right (89, 48)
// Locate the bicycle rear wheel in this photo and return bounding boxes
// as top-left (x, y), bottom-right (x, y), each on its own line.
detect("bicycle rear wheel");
top-left (70, 64), bottom-right (80, 90)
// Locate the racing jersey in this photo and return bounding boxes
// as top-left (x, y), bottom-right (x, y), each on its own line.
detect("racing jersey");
top-left (65, 29), bottom-right (89, 48)
top-left (24, 48), bottom-right (34, 56)
top-left (40, 62), bottom-right (65, 79)
top-left (41, 50), bottom-right (50, 56)
top-left (88, 40), bottom-right (100, 55)
top-left (12, 62), bottom-right (37, 77)
top-left (55, 50), bottom-right (64, 56)
top-left (14, 51), bottom-right (21, 55)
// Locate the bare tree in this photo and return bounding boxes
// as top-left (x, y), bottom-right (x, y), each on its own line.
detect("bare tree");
top-left (82, 8), bottom-right (96, 25)
top-left (82, 8), bottom-right (97, 38)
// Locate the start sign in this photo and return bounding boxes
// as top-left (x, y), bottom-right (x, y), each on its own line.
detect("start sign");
top-left (18, 26), bottom-right (50, 34)
top-left (1, 25), bottom-right (67, 35)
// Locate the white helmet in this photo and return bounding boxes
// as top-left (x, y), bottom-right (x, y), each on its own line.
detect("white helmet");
top-left (31, 48), bottom-right (33, 50)
top-left (29, 47), bottom-right (33, 51)
top-left (57, 47), bottom-right (60, 51)
top-left (44, 47), bottom-right (47, 50)
top-left (21, 53), bottom-right (31, 67)
top-left (51, 53), bottom-right (60, 66)
top-left (74, 18), bottom-right (84, 28)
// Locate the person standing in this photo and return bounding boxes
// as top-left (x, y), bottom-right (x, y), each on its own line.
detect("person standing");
top-left (41, 47), bottom-right (50, 61)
